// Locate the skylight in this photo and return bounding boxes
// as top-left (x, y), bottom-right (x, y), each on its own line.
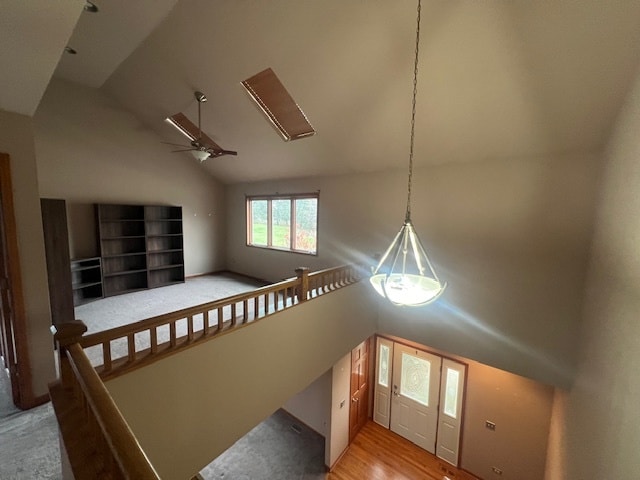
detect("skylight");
top-left (241, 68), bottom-right (315, 141)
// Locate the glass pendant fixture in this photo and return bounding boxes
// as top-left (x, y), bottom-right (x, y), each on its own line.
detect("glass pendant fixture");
top-left (370, 0), bottom-right (446, 307)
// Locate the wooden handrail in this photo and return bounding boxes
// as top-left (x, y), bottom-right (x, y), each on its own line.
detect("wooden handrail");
top-left (79, 265), bottom-right (361, 380)
top-left (66, 343), bottom-right (160, 479)
top-left (52, 321), bottom-right (160, 480)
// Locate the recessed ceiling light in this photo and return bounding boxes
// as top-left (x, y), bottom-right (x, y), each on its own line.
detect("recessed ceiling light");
top-left (64, 46), bottom-right (77, 55)
top-left (84, 2), bottom-right (99, 13)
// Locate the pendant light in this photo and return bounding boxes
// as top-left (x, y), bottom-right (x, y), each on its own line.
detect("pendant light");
top-left (370, 0), bottom-right (446, 307)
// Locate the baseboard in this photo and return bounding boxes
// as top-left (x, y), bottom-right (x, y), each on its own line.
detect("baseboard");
top-left (185, 269), bottom-right (270, 285)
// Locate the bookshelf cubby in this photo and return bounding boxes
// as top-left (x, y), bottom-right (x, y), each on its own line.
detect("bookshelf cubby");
top-left (70, 257), bottom-right (103, 306)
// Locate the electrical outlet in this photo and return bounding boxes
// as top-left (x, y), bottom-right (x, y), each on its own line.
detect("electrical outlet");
top-left (485, 420), bottom-right (496, 431)
top-left (492, 466), bottom-right (503, 475)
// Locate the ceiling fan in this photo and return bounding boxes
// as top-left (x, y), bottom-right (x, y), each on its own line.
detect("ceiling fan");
top-left (164, 91), bottom-right (237, 162)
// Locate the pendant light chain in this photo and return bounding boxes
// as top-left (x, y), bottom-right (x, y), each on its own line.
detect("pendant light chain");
top-left (405, 0), bottom-right (422, 223)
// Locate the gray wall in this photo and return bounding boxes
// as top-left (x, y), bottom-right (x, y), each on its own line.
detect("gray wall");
top-left (227, 154), bottom-right (601, 387)
top-left (34, 78), bottom-right (227, 275)
top-left (562, 62), bottom-right (640, 478)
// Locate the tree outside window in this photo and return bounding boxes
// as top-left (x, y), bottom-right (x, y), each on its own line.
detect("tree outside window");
top-left (247, 194), bottom-right (318, 254)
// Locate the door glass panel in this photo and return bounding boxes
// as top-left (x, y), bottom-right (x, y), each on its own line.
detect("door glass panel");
top-left (378, 343), bottom-right (390, 387)
top-left (400, 352), bottom-right (430, 406)
top-left (443, 367), bottom-right (460, 418)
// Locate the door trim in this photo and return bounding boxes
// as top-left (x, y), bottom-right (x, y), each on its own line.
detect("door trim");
top-left (0, 152), bottom-right (36, 409)
top-left (374, 334), bottom-right (469, 467)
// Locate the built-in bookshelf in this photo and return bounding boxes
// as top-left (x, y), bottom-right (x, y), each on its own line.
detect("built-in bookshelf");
top-left (70, 257), bottom-right (103, 306)
top-left (96, 204), bottom-right (184, 297)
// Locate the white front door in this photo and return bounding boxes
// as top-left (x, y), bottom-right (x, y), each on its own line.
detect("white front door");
top-left (390, 344), bottom-right (442, 453)
top-left (436, 358), bottom-right (466, 466)
top-left (373, 337), bottom-right (394, 428)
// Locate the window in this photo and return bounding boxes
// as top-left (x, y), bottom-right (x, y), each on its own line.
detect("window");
top-left (246, 194), bottom-right (318, 254)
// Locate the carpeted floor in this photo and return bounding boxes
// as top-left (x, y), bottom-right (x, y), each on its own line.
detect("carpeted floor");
top-left (0, 369), bottom-right (61, 480)
top-left (0, 273), bottom-right (325, 480)
top-left (200, 409), bottom-right (326, 480)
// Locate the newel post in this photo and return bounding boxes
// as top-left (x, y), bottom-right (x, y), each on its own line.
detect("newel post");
top-left (53, 320), bottom-right (88, 387)
top-left (295, 267), bottom-right (310, 302)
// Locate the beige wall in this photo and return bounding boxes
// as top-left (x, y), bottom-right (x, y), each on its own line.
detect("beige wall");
top-left (283, 368), bottom-right (332, 437)
top-left (227, 155), bottom-right (600, 387)
top-left (106, 283), bottom-right (377, 480)
top-left (34, 78), bottom-right (226, 275)
top-left (563, 64), bottom-right (640, 478)
top-left (0, 109), bottom-right (55, 398)
top-left (461, 359), bottom-right (553, 480)
top-left (327, 352), bottom-right (351, 468)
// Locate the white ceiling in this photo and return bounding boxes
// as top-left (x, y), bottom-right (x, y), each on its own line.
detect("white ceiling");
top-left (7, 0), bottom-right (640, 184)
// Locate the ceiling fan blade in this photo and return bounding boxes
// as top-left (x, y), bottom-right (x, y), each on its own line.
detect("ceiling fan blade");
top-left (210, 149), bottom-right (238, 157)
top-left (161, 141), bottom-right (191, 148)
top-left (165, 113), bottom-right (199, 142)
top-left (166, 112), bottom-right (219, 147)
top-left (171, 148), bottom-right (196, 153)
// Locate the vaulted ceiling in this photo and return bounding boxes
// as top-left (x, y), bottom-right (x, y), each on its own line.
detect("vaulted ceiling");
top-left (5, 0), bottom-right (640, 184)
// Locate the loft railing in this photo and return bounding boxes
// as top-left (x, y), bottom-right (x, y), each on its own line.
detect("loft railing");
top-left (49, 264), bottom-right (361, 480)
top-left (81, 265), bottom-right (360, 380)
top-left (50, 321), bottom-right (160, 480)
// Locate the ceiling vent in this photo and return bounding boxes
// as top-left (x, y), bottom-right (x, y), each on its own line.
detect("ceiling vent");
top-left (242, 68), bottom-right (315, 141)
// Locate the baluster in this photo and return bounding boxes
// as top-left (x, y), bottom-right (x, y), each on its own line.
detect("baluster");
top-left (127, 334), bottom-right (135, 362)
top-left (231, 303), bottom-right (237, 326)
top-left (217, 307), bottom-right (223, 330)
top-left (170, 321), bottom-right (176, 347)
top-left (254, 296), bottom-right (259, 320)
top-left (243, 299), bottom-right (248, 323)
top-left (203, 310), bottom-right (210, 335)
top-left (150, 327), bottom-right (158, 354)
top-left (188, 315), bottom-right (194, 341)
top-left (103, 341), bottom-right (112, 372)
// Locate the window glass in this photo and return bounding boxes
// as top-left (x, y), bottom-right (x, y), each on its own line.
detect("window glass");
top-left (443, 368), bottom-right (460, 418)
top-left (250, 200), bottom-right (268, 246)
top-left (271, 199), bottom-right (291, 248)
top-left (246, 194), bottom-right (318, 255)
top-left (400, 352), bottom-right (430, 406)
top-left (378, 344), bottom-right (390, 388)
top-left (294, 198), bottom-right (317, 253)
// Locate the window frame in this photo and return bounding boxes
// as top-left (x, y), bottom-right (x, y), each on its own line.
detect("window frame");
top-left (246, 192), bottom-right (319, 255)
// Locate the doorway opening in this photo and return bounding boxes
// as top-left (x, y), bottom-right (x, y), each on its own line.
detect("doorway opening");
top-left (0, 152), bottom-right (34, 410)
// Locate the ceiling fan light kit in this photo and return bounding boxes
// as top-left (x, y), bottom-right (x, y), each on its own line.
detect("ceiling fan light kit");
top-left (369, 0), bottom-right (446, 307)
top-left (191, 150), bottom-right (210, 162)
top-left (164, 91), bottom-right (237, 161)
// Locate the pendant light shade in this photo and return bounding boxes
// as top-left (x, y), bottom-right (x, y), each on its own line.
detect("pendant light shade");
top-left (370, 221), bottom-right (445, 306)
top-left (370, 0), bottom-right (446, 307)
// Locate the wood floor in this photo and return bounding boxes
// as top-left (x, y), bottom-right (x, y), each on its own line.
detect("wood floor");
top-left (328, 421), bottom-right (479, 480)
